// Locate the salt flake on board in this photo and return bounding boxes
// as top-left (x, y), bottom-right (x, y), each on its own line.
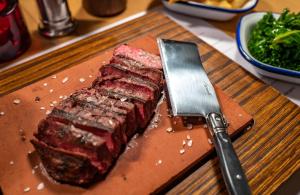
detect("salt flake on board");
top-left (187, 139), bottom-right (193, 147)
top-left (79, 78), bottom-right (86, 83)
top-left (37, 182), bottom-right (45, 190)
top-left (13, 99), bottom-right (21, 105)
top-left (24, 187), bottom-right (30, 192)
top-left (62, 77), bottom-right (69, 84)
top-left (179, 149), bottom-right (185, 154)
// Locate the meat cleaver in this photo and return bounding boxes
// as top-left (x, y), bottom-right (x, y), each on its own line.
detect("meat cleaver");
top-left (158, 38), bottom-right (251, 195)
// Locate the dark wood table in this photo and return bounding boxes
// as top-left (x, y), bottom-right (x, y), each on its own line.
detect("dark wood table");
top-left (0, 10), bottom-right (299, 195)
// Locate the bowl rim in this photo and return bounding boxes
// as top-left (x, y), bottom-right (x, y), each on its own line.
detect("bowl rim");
top-left (162, 0), bottom-right (258, 13)
top-left (236, 11), bottom-right (300, 78)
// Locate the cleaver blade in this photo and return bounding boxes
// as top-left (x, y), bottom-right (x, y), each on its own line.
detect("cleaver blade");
top-left (157, 38), bottom-right (251, 195)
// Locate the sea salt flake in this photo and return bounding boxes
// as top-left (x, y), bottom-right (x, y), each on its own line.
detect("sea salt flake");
top-left (34, 165), bottom-right (39, 169)
top-left (208, 138), bottom-right (213, 144)
top-left (79, 78), bottom-right (85, 83)
top-left (37, 182), bottom-right (44, 190)
top-left (88, 75), bottom-right (93, 78)
top-left (52, 101), bottom-right (57, 104)
top-left (24, 187), bottom-right (30, 192)
top-left (31, 169), bottom-right (35, 174)
top-left (51, 75), bottom-right (57, 79)
top-left (13, 99), bottom-right (21, 104)
top-left (238, 113), bottom-right (243, 117)
top-left (59, 95), bottom-right (63, 99)
top-left (166, 127), bottom-right (173, 133)
top-left (179, 149), bottom-right (185, 154)
top-left (50, 103), bottom-right (54, 107)
top-left (187, 139), bottom-right (193, 147)
top-left (186, 123), bottom-right (193, 130)
top-left (156, 160), bottom-right (162, 165)
top-left (43, 83), bottom-right (48, 87)
top-left (187, 135), bottom-right (191, 140)
top-left (40, 107), bottom-right (45, 110)
top-left (49, 89), bottom-right (54, 93)
top-left (63, 95), bottom-right (68, 100)
top-left (120, 97), bottom-right (127, 102)
top-left (108, 120), bottom-right (114, 125)
top-left (9, 161), bottom-right (14, 165)
top-left (46, 110), bottom-right (51, 115)
top-left (182, 140), bottom-right (186, 146)
top-left (62, 77), bottom-right (69, 84)
top-left (0, 111), bottom-right (4, 116)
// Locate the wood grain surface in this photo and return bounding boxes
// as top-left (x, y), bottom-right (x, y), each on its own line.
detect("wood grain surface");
top-left (0, 11), bottom-right (299, 194)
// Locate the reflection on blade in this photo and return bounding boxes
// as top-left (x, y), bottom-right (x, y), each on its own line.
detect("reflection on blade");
top-left (158, 39), bottom-right (221, 116)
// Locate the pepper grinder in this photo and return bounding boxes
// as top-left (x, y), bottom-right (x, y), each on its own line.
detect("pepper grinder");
top-left (36, 0), bottom-right (76, 38)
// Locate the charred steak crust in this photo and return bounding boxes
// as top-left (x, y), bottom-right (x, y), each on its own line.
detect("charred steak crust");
top-left (101, 63), bottom-right (163, 89)
top-left (48, 107), bottom-right (123, 157)
top-left (31, 139), bottom-right (99, 185)
top-left (60, 96), bottom-right (129, 143)
top-left (71, 88), bottom-right (137, 138)
top-left (35, 119), bottom-right (112, 173)
top-left (92, 78), bottom-right (153, 129)
top-left (92, 75), bottom-right (157, 108)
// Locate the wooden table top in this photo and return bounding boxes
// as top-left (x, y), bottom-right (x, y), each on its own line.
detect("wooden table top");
top-left (0, 1), bottom-right (300, 194)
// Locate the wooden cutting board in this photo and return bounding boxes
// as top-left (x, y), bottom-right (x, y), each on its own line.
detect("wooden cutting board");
top-left (0, 36), bottom-right (253, 195)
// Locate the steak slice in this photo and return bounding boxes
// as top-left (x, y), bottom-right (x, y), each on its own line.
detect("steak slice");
top-left (31, 139), bottom-right (98, 185)
top-left (58, 96), bottom-right (128, 143)
top-left (71, 88), bottom-right (137, 138)
top-left (92, 76), bottom-right (153, 129)
top-left (101, 62), bottom-right (163, 89)
top-left (93, 75), bottom-right (159, 104)
top-left (47, 103), bottom-right (123, 158)
top-left (113, 44), bottom-right (162, 69)
top-left (35, 119), bottom-right (112, 174)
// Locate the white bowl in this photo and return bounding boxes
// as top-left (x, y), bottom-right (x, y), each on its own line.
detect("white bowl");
top-left (162, 0), bottom-right (258, 21)
top-left (236, 12), bottom-right (300, 84)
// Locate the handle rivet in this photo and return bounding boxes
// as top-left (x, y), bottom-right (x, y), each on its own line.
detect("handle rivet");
top-left (236, 174), bottom-right (242, 180)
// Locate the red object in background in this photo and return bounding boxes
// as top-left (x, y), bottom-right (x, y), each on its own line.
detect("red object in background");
top-left (0, 0), bottom-right (31, 63)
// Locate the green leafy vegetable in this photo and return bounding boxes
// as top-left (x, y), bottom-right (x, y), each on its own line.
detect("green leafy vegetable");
top-left (248, 9), bottom-right (300, 71)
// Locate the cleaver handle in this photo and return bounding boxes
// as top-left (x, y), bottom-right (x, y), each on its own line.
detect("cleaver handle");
top-left (207, 113), bottom-right (251, 195)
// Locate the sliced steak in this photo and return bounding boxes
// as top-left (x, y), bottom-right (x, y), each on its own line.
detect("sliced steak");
top-left (113, 44), bottom-right (162, 69)
top-left (101, 62), bottom-right (163, 89)
top-left (31, 44), bottom-right (164, 186)
top-left (31, 139), bottom-right (98, 185)
top-left (71, 88), bottom-right (137, 138)
top-left (58, 96), bottom-right (128, 143)
top-left (92, 76), bottom-right (154, 129)
top-left (35, 119), bottom-right (112, 173)
top-left (47, 103), bottom-right (123, 157)
top-left (93, 75), bottom-right (159, 104)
